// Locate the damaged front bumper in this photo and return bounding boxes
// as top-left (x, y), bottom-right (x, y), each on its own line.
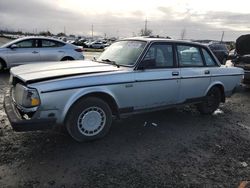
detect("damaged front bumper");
top-left (4, 91), bottom-right (56, 132)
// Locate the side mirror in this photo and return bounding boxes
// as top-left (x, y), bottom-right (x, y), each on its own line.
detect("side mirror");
top-left (10, 44), bottom-right (18, 49)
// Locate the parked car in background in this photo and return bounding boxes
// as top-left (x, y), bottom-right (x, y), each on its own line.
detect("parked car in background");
top-left (88, 41), bottom-right (105, 49)
top-left (207, 43), bottom-right (229, 64)
top-left (229, 49), bottom-right (236, 57)
top-left (4, 37), bottom-right (243, 142)
top-left (0, 36), bottom-right (84, 71)
top-left (71, 39), bottom-right (88, 48)
top-left (230, 34), bottom-right (250, 85)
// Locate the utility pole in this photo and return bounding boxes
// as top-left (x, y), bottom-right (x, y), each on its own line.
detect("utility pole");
top-left (144, 18), bottom-right (148, 35)
top-left (180, 28), bottom-right (186, 40)
top-left (91, 24), bottom-right (93, 39)
top-left (220, 31), bottom-right (224, 42)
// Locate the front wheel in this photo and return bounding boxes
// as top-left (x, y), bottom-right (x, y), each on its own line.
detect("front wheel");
top-left (65, 97), bottom-right (112, 142)
top-left (197, 87), bottom-right (222, 114)
top-left (0, 61), bottom-right (5, 72)
top-left (61, 57), bottom-right (74, 61)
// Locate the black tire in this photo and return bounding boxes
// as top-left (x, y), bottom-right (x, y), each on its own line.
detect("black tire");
top-left (197, 87), bottom-right (221, 114)
top-left (61, 57), bottom-right (74, 61)
top-left (65, 97), bottom-right (112, 142)
top-left (0, 60), bottom-right (5, 72)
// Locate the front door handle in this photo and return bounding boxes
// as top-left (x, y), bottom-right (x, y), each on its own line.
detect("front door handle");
top-left (172, 72), bottom-right (179, 76)
top-left (32, 51), bottom-right (39, 54)
top-left (204, 70), bottom-right (210, 74)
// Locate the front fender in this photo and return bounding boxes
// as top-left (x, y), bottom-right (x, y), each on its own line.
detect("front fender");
top-left (61, 87), bottom-right (119, 124)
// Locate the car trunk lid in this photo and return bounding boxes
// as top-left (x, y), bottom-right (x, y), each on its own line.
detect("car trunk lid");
top-left (236, 34), bottom-right (250, 56)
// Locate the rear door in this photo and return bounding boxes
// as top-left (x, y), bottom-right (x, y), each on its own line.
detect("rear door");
top-left (38, 39), bottom-right (66, 61)
top-left (7, 39), bottom-right (40, 66)
top-left (177, 44), bottom-right (211, 103)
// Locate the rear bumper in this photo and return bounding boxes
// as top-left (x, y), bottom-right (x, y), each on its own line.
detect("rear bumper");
top-left (4, 92), bottom-right (56, 132)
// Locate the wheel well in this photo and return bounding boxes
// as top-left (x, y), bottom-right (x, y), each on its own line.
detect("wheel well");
top-left (211, 84), bottom-right (225, 102)
top-left (71, 92), bottom-right (119, 117)
top-left (61, 56), bottom-right (74, 61)
top-left (0, 57), bottom-right (7, 68)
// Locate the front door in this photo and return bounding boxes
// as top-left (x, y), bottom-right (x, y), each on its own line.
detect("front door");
top-left (7, 39), bottom-right (40, 66)
top-left (134, 42), bottom-right (180, 110)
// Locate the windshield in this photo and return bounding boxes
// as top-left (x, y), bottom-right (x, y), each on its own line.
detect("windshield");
top-left (97, 40), bottom-right (147, 66)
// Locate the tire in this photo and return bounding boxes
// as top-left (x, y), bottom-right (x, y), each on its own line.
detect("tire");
top-left (197, 87), bottom-right (221, 115)
top-left (61, 57), bottom-right (74, 61)
top-left (65, 97), bottom-right (112, 142)
top-left (0, 61), bottom-right (5, 72)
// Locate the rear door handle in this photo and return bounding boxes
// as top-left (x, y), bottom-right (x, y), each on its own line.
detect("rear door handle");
top-left (172, 72), bottom-right (179, 76)
top-left (204, 70), bottom-right (210, 74)
top-left (32, 51), bottom-right (39, 54)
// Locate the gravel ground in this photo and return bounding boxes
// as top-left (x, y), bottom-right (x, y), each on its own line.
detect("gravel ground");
top-left (1, 73), bottom-right (250, 187)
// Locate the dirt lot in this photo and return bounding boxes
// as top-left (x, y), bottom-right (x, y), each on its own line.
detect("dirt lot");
top-left (1, 71), bottom-right (250, 188)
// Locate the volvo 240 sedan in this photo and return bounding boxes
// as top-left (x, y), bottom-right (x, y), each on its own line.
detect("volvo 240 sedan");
top-left (4, 37), bottom-right (243, 142)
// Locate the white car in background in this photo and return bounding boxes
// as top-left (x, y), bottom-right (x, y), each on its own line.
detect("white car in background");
top-left (0, 36), bottom-right (84, 71)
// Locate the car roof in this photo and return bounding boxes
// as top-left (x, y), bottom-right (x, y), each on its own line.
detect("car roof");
top-left (120, 37), bottom-right (206, 47)
top-left (1, 36), bottom-right (66, 48)
top-left (16, 36), bottom-right (65, 43)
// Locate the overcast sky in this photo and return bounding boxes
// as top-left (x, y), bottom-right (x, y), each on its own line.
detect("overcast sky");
top-left (0, 0), bottom-right (250, 40)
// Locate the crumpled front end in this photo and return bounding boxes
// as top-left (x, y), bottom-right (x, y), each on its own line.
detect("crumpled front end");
top-left (4, 82), bottom-right (56, 131)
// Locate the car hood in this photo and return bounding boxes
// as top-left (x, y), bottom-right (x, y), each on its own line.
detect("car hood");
top-left (236, 34), bottom-right (250, 56)
top-left (11, 60), bottom-right (121, 83)
top-left (0, 47), bottom-right (8, 51)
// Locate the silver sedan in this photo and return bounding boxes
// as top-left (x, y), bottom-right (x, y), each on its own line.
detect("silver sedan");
top-left (0, 36), bottom-right (84, 71)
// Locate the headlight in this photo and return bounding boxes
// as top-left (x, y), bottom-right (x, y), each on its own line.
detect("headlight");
top-left (13, 84), bottom-right (40, 108)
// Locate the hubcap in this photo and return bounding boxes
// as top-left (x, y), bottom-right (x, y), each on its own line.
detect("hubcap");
top-left (77, 107), bottom-right (106, 136)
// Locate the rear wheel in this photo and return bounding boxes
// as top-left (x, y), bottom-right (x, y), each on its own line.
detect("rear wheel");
top-left (197, 87), bottom-right (221, 114)
top-left (0, 61), bottom-right (5, 72)
top-left (61, 57), bottom-right (74, 61)
top-left (65, 97), bottom-right (112, 142)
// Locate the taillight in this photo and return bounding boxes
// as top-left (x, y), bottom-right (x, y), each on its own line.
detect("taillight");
top-left (75, 48), bottom-right (84, 52)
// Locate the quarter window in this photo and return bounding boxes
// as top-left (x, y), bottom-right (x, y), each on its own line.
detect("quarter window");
top-left (177, 45), bottom-right (203, 67)
top-left (202, 49), bottom-right (217, 66)
top-left (142, 43), bottom-right (174, 68)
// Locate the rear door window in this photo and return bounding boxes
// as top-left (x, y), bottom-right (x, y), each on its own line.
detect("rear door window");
top-left (41, 40), bottom-right (65, 48)
top-left (202, 48), bottom-right (217, 66)
top-left (177, 45), bottom-right (204, 67)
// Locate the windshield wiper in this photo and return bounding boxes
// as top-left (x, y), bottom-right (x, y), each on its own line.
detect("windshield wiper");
top-left (101, 59), bottom-right (120, 68)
